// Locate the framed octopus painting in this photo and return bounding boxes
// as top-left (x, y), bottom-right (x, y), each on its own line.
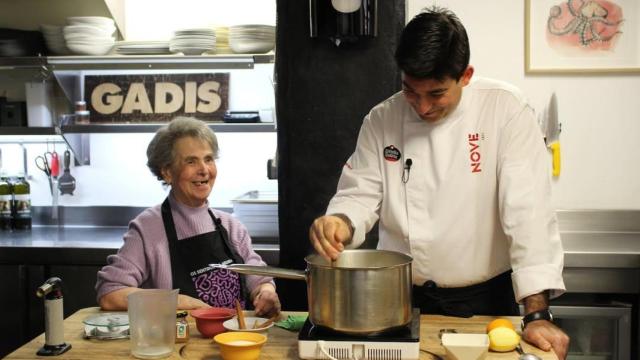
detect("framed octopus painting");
top-left (525, 0), bottom-right (640, 73)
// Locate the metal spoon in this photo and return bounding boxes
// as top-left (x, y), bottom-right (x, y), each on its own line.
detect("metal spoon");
top-left (516, 344), bottom-right (542, 360)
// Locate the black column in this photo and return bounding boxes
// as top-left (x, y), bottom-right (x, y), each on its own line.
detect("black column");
top-left (275, 0), bottom-right (405, 310)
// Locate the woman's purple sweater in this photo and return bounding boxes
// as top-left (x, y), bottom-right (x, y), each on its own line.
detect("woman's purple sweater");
top-left (95, 193), bottom-right (274, 302)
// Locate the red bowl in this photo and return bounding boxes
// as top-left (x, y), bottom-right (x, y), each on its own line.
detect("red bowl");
top-left (190, 307), bottom-right (237, 337)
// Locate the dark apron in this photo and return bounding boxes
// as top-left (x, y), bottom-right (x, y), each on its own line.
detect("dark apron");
top-left (412, 270), bottom-right (519, 317)
top-left (161, 198), bottom-right (247, 308)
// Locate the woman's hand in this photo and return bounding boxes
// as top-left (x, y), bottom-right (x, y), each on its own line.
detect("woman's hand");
top-left (253, 283), bottom-right (281, 317)
top-left (178, 294), bottom-right (210, 310)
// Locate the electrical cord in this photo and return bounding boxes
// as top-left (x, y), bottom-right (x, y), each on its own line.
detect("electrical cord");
top-left (420, 348), bottom-right (444, 360)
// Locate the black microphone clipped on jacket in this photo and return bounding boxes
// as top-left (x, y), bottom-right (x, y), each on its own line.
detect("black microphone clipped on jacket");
top-left (402, 158), bottom-right (412, 184)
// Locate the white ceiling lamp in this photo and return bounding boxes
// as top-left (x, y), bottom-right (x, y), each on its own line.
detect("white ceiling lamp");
top-left (331, 0), bottom-right (362, 13)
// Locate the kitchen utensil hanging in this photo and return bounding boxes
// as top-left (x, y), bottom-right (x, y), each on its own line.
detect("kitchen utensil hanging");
top-left (58, 149), bottom-right (76, 195)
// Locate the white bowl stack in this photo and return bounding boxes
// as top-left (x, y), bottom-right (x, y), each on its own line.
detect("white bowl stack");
top-left (64, 16), bottom-right (116, 56)
top-left (169, 28), bottom-right (216, 55)
top-left (40, 24), bottom-right (70, 55)
top-left (229, 25), bottom-right (275, 54)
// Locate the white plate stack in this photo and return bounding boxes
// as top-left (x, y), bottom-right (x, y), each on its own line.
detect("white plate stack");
top-left (40, 24), bottom-right (70, 55)
top-left (115, 41), bottom-right (171, 55)
top-left (232, 191), bottom-right (278, 237)
top-left (169, 28), bottom-right (216, 56)
top-left (64, 16), bottom-right (116, 56)
top-left (229, 25), bottom-right (275, 54)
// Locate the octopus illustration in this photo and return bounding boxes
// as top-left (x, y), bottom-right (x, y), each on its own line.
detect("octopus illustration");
top-left (547, 0), bottom-right (624, 48)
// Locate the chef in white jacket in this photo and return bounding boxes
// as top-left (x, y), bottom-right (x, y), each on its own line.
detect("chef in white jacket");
top-left (310, 6), bottom-right (569, 359)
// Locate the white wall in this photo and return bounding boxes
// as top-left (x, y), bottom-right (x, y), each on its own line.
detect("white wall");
top-left (408, 0), bottom-right (640, 210)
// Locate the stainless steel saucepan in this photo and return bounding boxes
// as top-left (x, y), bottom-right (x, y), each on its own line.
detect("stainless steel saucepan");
top-left (218, 249), bottom-right (413, 335)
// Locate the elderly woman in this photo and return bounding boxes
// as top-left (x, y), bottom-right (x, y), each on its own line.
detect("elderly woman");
top-left (96, 117), bottom-right (281, 316)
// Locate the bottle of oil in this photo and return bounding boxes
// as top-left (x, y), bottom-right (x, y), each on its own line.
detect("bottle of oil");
top-left (0, 177), bottom-right (11, 230)
top-left (11, 176), bottom-right (31, 230)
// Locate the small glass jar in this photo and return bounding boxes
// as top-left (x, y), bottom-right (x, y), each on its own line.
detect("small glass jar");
top-left (75, 110), bottom-right (90, 124)
top-left (176, 311), bottom-right (189, 343)
top-left (74, 101), bottom-right (86, 113)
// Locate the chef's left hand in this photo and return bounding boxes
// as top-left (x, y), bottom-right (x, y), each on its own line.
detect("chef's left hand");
top-left (252, 283), bottom-right (281, 318)
top-left (522, 320), bottom-right (570, 360)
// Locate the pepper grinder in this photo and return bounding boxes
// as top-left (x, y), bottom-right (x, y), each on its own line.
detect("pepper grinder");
top-left (36, 277), bottom-right (72, 356)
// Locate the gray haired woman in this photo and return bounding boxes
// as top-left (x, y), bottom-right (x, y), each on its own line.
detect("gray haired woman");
top-left (96, 117), bottom-right (281, 316)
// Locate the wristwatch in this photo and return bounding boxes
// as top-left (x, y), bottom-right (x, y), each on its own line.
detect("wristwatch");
top-left (521, 309), bottom-right (553, 330)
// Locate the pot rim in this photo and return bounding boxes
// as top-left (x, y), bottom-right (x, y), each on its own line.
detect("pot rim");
top-left (304, 249), bottom-right (413, 270)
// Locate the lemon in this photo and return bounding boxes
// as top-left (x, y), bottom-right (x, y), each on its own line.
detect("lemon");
top-left (488, 327), bottom-right (520, 352)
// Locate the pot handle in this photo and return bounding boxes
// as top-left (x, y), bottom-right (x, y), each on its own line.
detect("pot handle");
top-left (211, 264), bottom-right (306, 281)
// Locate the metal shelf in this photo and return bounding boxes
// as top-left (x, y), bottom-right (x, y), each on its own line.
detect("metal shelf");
top-left (0, 54), bottom-right (276, 166)
top-left (0, 54), bottom-right (274, 70)
top-left (0, 127), bottom-right (58, 136)
top-left (0, 57), bottom-right (46, 70)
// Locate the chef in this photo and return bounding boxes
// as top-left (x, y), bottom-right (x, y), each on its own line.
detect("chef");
top-left (309, 7), bottom-right (569, 359)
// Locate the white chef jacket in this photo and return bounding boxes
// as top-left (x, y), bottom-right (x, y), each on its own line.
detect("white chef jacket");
top-left (326, 77), bottom-right (565, 303)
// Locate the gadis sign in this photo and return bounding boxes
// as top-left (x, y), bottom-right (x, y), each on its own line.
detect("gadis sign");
top-left (84, 73), bottom-right (229, 123)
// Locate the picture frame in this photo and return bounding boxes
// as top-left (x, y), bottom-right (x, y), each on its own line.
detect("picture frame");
top-left (525, 0), bottom-right (640, 73)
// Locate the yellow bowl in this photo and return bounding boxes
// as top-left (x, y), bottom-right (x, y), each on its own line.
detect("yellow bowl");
top-left (214, 331), bottom-right (267, 360)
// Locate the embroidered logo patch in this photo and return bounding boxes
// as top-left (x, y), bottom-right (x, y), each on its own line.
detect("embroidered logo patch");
top-left (383, 145), bottom-right (401, 162)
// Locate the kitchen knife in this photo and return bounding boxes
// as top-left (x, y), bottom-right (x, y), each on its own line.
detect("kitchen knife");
top-left (546, 93), bottom-right (561, 177)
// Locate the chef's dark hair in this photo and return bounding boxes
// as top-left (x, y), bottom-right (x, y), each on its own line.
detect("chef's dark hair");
top-left (147, 116), bottom-right (219, 184)
top-left (395, 6), bottom-right (470, 81)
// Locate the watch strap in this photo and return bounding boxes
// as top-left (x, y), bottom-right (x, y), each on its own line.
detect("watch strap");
top-left (521, 309), bottom-right (553, 330)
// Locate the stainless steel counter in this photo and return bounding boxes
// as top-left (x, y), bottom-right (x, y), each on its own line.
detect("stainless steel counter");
top-left (1, 209), bottom-right (639, 292)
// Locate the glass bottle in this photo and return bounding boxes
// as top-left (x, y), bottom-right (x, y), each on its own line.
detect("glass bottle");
top-left (12, 177), bottom-right (31, 230)
top-left (175, 311), bottom-right (189, 343)
top-left (0, 177), bottom-right (11, 230)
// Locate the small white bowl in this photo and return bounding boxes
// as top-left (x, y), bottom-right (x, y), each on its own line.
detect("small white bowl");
top-left (441, 333), bottom-right (489, 360)
top-left (66, 42), bottom-right (114, 56)
top-left (67, 16), bottom-right (115, 27)
top-left (64, 25), bottom-right (114, 37)
top-left (223, 316), bottom-right (274, 335)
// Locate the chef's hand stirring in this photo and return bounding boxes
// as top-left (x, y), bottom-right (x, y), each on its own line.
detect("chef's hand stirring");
top-left (309, 214), bottom-right (353, 261)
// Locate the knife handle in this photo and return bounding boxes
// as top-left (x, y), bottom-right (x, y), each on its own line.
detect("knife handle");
top-left (550, 142), bottom-right (561, 177)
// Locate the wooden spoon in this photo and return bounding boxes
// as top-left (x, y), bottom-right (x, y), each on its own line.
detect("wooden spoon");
top-left (256, 315), bottom-right (278, 329)
top-left (235, 299), bottom-right (246, 329)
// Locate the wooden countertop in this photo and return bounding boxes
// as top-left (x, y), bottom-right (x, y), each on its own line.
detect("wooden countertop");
top-left (6, 307), bottom-right (557, 359)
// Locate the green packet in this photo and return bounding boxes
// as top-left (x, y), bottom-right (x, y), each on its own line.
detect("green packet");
top-left (275, 315), bottom-right (308, 331)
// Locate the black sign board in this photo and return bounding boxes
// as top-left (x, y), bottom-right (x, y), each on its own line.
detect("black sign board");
top-left (84, 73), bottom-right (229, 123)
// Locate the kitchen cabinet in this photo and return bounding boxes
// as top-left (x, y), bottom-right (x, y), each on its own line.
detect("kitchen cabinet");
top-left (0, 260), bottom-right (106, 358)
top-left (0, 265), bottom-right (27, 359)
